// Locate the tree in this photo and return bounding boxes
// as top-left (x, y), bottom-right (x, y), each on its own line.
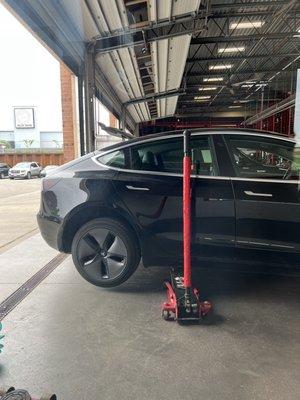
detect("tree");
top-left (23, 139), bottom-right (34, 148)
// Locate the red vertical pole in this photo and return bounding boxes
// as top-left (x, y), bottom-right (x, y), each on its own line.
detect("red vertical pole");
top-left (183, 131), bottom-right (192, 289)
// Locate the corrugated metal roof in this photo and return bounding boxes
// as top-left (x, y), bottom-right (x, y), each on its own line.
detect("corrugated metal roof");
top-left (149, 0), bottom-right (201, 22)
top-left (148, 0), bottom-right (200, 119)
top-left (152, 35), bottom-right (191, 117)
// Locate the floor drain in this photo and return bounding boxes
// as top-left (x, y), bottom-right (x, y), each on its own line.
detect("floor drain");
top-left (0, 253), bottom-right (68, 321)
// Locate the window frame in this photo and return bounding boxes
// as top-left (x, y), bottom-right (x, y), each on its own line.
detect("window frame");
top-left (97, 148), bottom-right (130, 169)
top-left (95, 133), bottom-right (221, 178)
top-left (127, 134), bottom-right (219, 176)
top-left (223, 134), bottom-right (299, 181)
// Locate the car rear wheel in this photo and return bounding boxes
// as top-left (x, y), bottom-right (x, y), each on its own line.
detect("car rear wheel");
top-left (0, 172), bottom-right (4, 179)
top-left (27, 172), bottom-right (31, 179)
top-left (71, 218), bottom-right (140, 287)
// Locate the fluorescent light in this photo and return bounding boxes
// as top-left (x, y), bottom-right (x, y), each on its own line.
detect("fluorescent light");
top-left (198, 86), bottom-right (217, 91)
top-left (218, 46), bottom-right (245, 53)
top-left (209, 64), bottom-right (232, 70)
top-left (234, 100), bottom-right (250, 103)
top-left (255, 83), bottom-right (268, 87)
top-left (203, 77), bottom-right (224, 82)
top-left (230, 21), bottom-right (264, 30)
top-left (194, 96), bottom-right (211, 100)
top-left (228, 105), bottom-right (242, 109)
top-left (241, 84), bottom-right (254, 88)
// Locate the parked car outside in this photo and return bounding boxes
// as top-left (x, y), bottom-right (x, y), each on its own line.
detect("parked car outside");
top-left (9, 161), bottom-right (42, 179)
top-left (0, 163), bottom-right (11, 179)
top-left (40, 165), bottom-right (59, 177)
top-left (37, 129), bottom-right (300, 287)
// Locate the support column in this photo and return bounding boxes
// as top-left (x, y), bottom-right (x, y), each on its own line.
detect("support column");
top-left (259, 86), bottom-right (265, 131)
top-left (294, 69), bottom-right (300, 140)
top-left (60, 63), bottom-right (80, 163)
top-left (77, 75), bottom-right (85, 156)
top-left (84, 46), bottom-right (96, 152)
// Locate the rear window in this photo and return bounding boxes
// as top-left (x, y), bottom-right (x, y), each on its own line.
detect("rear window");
top-left (98, 149), bottom-right (126, 168)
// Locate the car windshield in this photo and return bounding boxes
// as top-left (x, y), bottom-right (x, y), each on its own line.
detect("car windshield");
top-left (14, 163), bottom-right (31, 168)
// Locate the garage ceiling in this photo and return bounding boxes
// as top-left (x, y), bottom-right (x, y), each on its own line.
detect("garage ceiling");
top-left (3, 0), bottom-right (300, 129)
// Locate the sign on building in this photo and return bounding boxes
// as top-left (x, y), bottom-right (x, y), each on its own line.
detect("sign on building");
top-left (14, 107), bottom-right (35, 129)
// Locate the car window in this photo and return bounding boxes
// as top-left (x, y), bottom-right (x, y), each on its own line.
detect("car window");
top-left (225, 135), bottom-right (300, 180)
top-left (98, 149), bottom-right (126, 168)
top-left (129, 136), bottom-right (217, 175)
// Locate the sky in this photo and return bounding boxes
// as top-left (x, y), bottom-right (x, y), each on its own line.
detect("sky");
top-left (0, 3), bottom-right (62, 132)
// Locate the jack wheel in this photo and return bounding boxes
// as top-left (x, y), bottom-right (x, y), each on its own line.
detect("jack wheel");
top-left (0, 388), bottom-right (15, 395)
top-left (162, 310), bottom-right (171, 321)
top-left (40, 395), bottom-right (57, 400)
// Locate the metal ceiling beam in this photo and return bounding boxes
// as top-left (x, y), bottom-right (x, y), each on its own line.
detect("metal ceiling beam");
top-left (187, 52), bottom-right (299, 63)
top-left (93, 14), bottom-right (298, 54)
top-left (175, 111), bottom-right (253, 118)
top-left (191, 32), bottom-right (300, 45)
top-left (243, 94), bottom-right (295, 125)
top-left (208, 0), bottom-right (288, 10)
top-left (124, 89), bottom-right (185, 106)
top-left (94, 13), bottom-right (204, 54)
top-left (187, 67), bottom-right (296, 77)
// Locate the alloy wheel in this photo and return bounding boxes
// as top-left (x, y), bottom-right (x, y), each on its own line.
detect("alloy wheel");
top-left (76, 228), bottom-right (127, 282)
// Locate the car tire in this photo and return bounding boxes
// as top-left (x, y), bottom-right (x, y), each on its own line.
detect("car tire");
top-left (27, 172), bottom-right (31, 179)
top-left (0, 172), bottom-right (4, 179)
top-left (71, 218), bottom-right (141, 288)
top-left (9, 177), bottom-right (14, 180)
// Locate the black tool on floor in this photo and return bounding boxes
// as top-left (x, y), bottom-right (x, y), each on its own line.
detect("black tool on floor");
top-left (0, 388), bottom-right (56, 400)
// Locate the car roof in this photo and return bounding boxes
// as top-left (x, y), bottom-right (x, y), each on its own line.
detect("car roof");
top-left (97, 128), bottom-right (296, 153)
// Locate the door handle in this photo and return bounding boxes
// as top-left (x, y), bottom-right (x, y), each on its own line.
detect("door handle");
top-left (244, 190), bottom-right (273, 198)
top-left (126, 185), bottom-right (150, 191)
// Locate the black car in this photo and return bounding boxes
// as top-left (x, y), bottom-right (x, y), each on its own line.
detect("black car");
top-left (0, 163), bottom-right (11, 179)
top-left (37, 129), bottom-right (300, 287)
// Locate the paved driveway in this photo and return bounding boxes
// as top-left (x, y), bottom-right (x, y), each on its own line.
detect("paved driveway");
top-left (0, 178), bottom-right (41, 252)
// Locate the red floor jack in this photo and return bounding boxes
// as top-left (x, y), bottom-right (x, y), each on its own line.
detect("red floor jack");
top-left (162, 130), bottom-right (212, 323)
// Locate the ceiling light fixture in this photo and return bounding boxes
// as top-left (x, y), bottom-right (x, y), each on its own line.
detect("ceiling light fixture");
top-left (293, 28), bottom-right (300, 37)
top-left (198, 86), bottom-right (217, 91)
top-left (218, 46), bottom-right (245, 53)
top-left (241, 84), bottom-right (254, 88)
top-left (203, 77), bottom-right (224, 82)
top-left (209, 64), bottom-right (232, 70)
top-left (234, 100), bottom-right (251, 103)
top-left (194, 95), bottom-right (211, 100)
top-left (230, 21), bottom-right (264, 30)
top-left (228, 105), bottom-right (242, 108)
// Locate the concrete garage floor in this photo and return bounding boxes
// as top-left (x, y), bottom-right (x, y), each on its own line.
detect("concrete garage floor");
top-left (0, 232), bottom-right (299, 400)
top-left (0, 179), bottom-right (41, 252)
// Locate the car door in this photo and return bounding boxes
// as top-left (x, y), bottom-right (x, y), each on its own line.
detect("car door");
top-left (30, 162), bottom-right (39, 176)
top-left (224, 133), bottom-right (300, 260)
top-left (192, 134), bottom-right (236, 262)
top-left (99, 134), bottom-right (235, 267)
